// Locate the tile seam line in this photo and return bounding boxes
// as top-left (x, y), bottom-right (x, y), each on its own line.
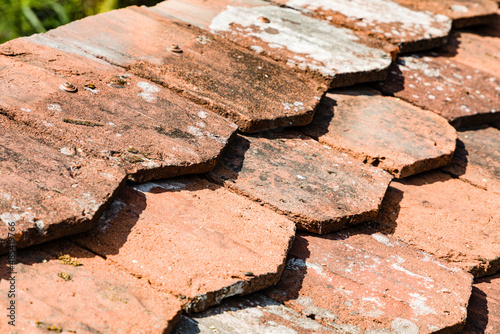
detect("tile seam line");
top-left (439, 169), bottom-right (493, 193)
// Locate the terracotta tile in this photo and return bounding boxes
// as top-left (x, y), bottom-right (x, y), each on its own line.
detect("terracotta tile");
top-left (301, 87), bottom-right (457, 178)
top-left (183, 228), bottom-right (472, 333)
top-left (439, 30), bottom-right (500, 78)
top-left (378, 171), bottom-right (500, 277)
top-left (71, 177), bottom-right (296, 312)
top-left (0, 239), bottom-right (182, 333)
top-left (38, 6), bottom-right (325, 133)
top-left (0, 40), bottom-right (237, 183)
top-left (375, 55), bottom-right (500, 128)
top-left (464, 273), bottom-right (500, 334)
top-left (271, 230), bottom-right (472, 333)
top-left (174, 293), bottom-right (346, 333)
top-left (392, 0), bottom-right (499, 28)
top-left (152, 0), bottom-right (395, 88)
top-left (442, 127), bottom-right (500, 195)
top-left (208, 131), bottom-right (392, 234)
top-left (0, 116), bottom-right (124, 254)
top-left (272, 0), bottom-right (452, 53)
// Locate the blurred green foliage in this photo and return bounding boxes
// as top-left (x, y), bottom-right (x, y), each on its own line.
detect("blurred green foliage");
top-left (0, 0), bottom-right (162, 43)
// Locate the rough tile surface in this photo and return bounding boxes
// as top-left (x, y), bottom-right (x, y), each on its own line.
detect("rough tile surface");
top-left (71, 177), bottom-right (296, 313)
top-left (270, 230), bottom-right (472, 333)
top-left (442, 127), bottom-right (500, 195)
top-left (0, 40), bottom-right (237, 183)
top-left (0, 240), bottom-right (182, 334)
top-left (0, 116), bottom-right (124, 254)
top-left (376, 55), bottom-right (500, 128)
top-left (439, 30), bottom-right (500, 78)
top-left (153, 0), bottom-right (394, 88)
top-left (38, 6), bottom-right (325, 132)
top-left (392, 0), bottom-right (499, 27)
top-left (178, 228), bottom-right (473, 333)
top-left (272, 0), bottom-right (452, 52)
top-left (463, 273), bottom-right (500, 334)
top-left (208, 131), bottom-right (392, 234)
top-left (302, 88), bottom-right (457, 178)
top-left (174, 293), bottom-right (354, 333)
top-left (378, 171), bottom-right (500, 277)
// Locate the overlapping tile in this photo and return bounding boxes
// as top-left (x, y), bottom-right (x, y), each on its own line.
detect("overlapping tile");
top-left (442, 127), bottom-right (500, 195)
top-left (173, 293), bottom-right (350, 333)
top-left (35, 6), bottom-right (325, 133)
top-left (301, 88), bottom-right (457, 178)
top-left (392, 0), bottom-right (499, 28)
top-left (0, 39), bottom-right (237, 183)
top-left (208, 131), bottom-right (392, 234)
top-left (0, 239), bottom-right (182, 333)
top-left (176, 228), bottom-right (473, 333)
top-left (270, 230), bottom-right (472, 333)
top-left (152, 0), bottom-right (394, 88)
top-left (378, 171), bottom-right (500, 277)
top-left (272, 0), bottom-right (452, 53)
top-left (71, 177), bottom-right (296, 312)
top-left (376, 55), bottom-right (500, 128)
top-left (0, 115), bottom-right (124, 254)
top-left (439, 29), bottom-right (500, 78)
top-left (463, 273), bottom-right (500, 334)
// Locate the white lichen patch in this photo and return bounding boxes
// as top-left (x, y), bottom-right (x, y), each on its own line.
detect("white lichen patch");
top-left (209, 6), bottom-right (391, 77)
top-left (48, 104), bottom-right (62, 112)
top-left (137, 81), bottom-right (160, 103)
top-left (187, 126), bottom-right (228, 144)
top-left (451, 5), bottom-right (468, 13)
top-left (409, 293), bottom-right (436, 316)
top-left (391, 318), bottom-right (419, 334)
top-left (133, 180), bottom-right (187, 193)
top-left (286, 0), bottom-right (451, 39)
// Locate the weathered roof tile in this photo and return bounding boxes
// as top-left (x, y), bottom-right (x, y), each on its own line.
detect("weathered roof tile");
top-left (442, 127), bottom-right (500, 195)
top-left (70, 177), bottom-right (296, 312)
top-left (0, 40), bottom-right (237, 183)
top-left (391, 0), bottom-right (499, 28)
top-left (463, 273), bottom-right (500, 333)
top-left (302, 87), bottom-right (457, 178)
top-left (208, 131), bottom-right (392, 234)
top-left (439, 29), bottom-right (500, 78)
top-left (376, 55), bottom-right (500, 128)
top-left (0, 116), bottom-right (124, 254)
top-left (37, 6), bottom-right (326, 132)
top-left (153, 0), bottom-right (394, 88)
top-left (0, 240), bottom-right (182, 333)
top-left (378, 171), bottom-right (500, 277)
top-left (176, 227), bottom-right (473, 333)
top-left (272, 0), bottom-right (452, 52)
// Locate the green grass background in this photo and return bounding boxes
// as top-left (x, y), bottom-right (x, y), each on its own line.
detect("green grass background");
top-left (0, 0), bottom-right (161, 43)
